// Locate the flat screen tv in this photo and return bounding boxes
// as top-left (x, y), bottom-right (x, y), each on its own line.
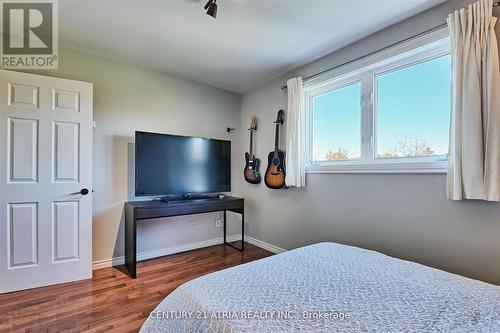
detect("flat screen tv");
top-left (135, 131), bottom-right (231, 196)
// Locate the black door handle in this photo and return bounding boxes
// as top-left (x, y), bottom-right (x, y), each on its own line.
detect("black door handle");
top-left (70, 188), bottom-right (90, 195)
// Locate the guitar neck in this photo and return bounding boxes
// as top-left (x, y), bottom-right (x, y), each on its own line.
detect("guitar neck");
top-left (249, 130), bottom-right (254, 157)
top-left (274, 123), bottom-right (279, 152)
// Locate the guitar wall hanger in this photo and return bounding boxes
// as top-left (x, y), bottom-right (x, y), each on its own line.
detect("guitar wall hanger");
top-left (273, 112), bottom-right (285, 124)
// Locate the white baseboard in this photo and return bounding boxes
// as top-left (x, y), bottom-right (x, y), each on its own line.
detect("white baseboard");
top-left (92, 256), bottom-right (125, 270)
top-left (244, 236), bottom-right (286, 254)
top-left (92, 235), bottom-right (285, 270)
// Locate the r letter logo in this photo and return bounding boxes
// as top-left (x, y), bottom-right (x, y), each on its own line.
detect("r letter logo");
top-left (1, 0), bottom-right (58, 69)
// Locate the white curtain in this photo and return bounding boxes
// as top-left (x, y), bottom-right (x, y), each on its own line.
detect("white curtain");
top-left (447, 0), bottom-right (500, 201)
top-left (285, 77), bottom-right (306, 188)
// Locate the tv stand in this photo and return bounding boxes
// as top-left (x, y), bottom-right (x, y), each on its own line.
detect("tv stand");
top-left (125, 196), bottom-right (244, 278)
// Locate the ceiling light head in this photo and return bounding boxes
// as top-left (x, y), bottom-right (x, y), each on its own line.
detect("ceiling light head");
top-left (204, 0), bottom-right (213, 10)
top-left (206, 0), bottom-right (217, 19)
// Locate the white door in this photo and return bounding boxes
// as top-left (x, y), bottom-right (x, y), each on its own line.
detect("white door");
top-left (0, 70), bottom-right (93, 293)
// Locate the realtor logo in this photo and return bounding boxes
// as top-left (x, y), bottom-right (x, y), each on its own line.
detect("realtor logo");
top-left (1, 0), bottom-right (58, 69)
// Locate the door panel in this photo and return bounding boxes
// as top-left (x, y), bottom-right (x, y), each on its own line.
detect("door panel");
top-left (8, 203), bottom-right (38, 268)
top-left (53, 201), bottom-right (79, 262)
top-left (53, 121), bottom-right (79, 182)
top-left (8, 118), bottom-right (38, 183)
top-left (0, 70), bottom-right (93, 293)
top-left (8, 83), bottom-right (39, 107)
top-left (52, 89), bottom-right (80, 112)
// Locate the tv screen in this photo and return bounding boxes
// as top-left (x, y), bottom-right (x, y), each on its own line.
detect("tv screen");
top-left (135, 131), bottom-right (231, 196)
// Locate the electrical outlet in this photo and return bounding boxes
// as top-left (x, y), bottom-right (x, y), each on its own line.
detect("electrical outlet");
top-left (215, 219), bottom-right (222, 227)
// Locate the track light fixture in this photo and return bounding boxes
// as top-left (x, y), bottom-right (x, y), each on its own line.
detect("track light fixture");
top-left (204, 0), bottom-right (217, 19)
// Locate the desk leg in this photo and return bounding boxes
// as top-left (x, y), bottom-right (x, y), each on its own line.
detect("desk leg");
top-left (224, 208), bottom-right (244, 252)
top-left (241, 209), bottom-right (244, 251)
top-left (125, 205), bottom-right (137, 279)
top-left (223, 210), bottom-right (226, 244)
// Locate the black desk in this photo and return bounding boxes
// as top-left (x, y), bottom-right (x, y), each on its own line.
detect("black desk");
top-left (125, 196), bottom-right (244, 278)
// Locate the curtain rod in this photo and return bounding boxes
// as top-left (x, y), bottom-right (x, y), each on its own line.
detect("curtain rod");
top-left (281, 0), bottom-right (499, 90)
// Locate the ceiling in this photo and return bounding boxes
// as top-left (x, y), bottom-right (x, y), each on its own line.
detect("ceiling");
top-left (59, 0), bottom-right (445, 93)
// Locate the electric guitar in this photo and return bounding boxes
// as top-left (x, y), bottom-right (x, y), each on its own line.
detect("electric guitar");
top-left (264, 110), bottom-right (286, 189)
top-left (244, 116), bottom-right (261, 184)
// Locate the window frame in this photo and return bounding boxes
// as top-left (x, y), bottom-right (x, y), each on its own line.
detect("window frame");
top-left (304, 28), bottom-right (450, 174)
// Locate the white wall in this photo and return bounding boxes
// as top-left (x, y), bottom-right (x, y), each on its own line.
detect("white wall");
top-left (27, 48), bottom-right (242, 266)
top-left (239, 0), bottom-right (500, 285)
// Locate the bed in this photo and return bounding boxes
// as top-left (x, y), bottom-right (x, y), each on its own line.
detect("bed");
top-left (140, 242), bottom-right (500, 332)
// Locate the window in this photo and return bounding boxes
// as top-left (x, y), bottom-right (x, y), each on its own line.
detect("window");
top-left (375, 55), bottom-right (451, 160)
top-left (312, 82), bottom-right (361, 161)
top-left (305, 30), bottom-right (451, 173)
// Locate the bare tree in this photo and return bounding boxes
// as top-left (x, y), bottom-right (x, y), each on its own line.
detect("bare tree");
top-left (325, 148), bottom-right (349, 160)
top-left (383, 136), bottom-right (434, 157)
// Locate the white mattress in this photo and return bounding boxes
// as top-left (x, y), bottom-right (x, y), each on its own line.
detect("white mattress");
top-left (140, 242), bottom-right (500, 332)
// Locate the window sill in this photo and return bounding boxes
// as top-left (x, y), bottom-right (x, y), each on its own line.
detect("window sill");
top-left (306, 160), bottom-right (448, 174)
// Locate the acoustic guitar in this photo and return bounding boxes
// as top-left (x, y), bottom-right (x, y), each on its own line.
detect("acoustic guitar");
top-left (264, 110), bottom-right (286, 189)
top-left (244, 116), bottom-right (261, 184)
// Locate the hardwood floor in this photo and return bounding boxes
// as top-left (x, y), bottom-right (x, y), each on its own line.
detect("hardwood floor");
top-left (0, 242), bottom-right (273, 333)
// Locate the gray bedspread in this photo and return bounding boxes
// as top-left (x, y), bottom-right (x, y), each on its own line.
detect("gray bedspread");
top-left (140, 242), bottom-right (500, 332)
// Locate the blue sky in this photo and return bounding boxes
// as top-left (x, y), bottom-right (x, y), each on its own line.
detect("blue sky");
top-left (312, 54), bottom-right (451, 161)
